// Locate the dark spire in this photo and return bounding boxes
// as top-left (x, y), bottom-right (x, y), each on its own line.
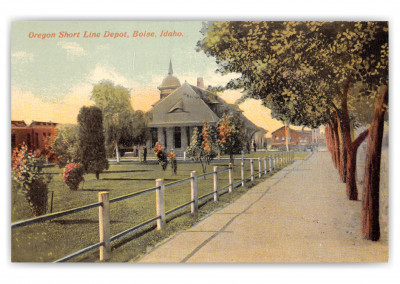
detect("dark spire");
top-left (168, 59), bottom-right (173, 75)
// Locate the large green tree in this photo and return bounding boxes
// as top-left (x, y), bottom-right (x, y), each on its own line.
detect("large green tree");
top-left (198, 21), bottom-right (388, 240)
top-left (51, 124), bottom-right (80, 167)
top-left (91, 80), bottom-right (149, 162)
top-left (77, 106), bottom-right (109, 180)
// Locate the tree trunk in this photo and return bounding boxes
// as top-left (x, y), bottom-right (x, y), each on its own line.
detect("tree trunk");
top-left (115, 141), bottom-right (120, 163)
top-left (285, 123), bottom-right (290, 152)
top-left (345, 129), bottom-right (369, 200)
top-left (338, 119), bottom-right (347, 183)
top-left (96, 171), bottom-right (100, 180)
top-left (325, 124), bottom-right (334, 162)
top-left (341, 78), bottom-right (358, 199)
top-left (362, 86), bottom-right (388, 241)
top-left (332, 119), bottom-right (341, 170)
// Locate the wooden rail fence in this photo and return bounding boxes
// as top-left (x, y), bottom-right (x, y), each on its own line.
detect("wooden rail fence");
top-left (11, 151), bottom-right (294, 262)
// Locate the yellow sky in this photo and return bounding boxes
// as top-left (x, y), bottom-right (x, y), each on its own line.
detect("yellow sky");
top-left (11, 83), bottom-right (305, 137)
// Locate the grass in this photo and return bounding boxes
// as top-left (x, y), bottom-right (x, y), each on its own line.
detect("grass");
top-left (11, 155), bottom-right (293, 262)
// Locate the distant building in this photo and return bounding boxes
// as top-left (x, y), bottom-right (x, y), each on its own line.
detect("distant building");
top-left (146, 61), bottom-right (266, 154)
top-left (271, 126), bottom-right (313, 150)
top-left (11, 120), bottom-right (57, 152)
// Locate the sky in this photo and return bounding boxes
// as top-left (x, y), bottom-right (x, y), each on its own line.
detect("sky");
top-left (11, 21), bottom-right (289, 136)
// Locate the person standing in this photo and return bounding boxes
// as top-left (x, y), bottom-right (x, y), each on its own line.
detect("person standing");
top-left (143, 146), bottom-right (147, 162)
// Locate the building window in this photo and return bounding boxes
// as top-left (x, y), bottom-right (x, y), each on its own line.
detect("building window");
top-left (282, 137), bottom-right (285, 141)
top-left (35, 133), bottom-right (39, 148)
top-left (305, 137), bottom-right (309, 142)
top-left (276, 137), bottom-right (280, 141)
top-left (174, 127), bottom-right (181, 148)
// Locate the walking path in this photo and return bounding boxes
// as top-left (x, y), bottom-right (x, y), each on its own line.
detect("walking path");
top-left (136, 150), bottom-right (388, 263)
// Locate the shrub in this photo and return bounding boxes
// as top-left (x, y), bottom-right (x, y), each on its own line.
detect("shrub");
top-left (11, 143), bottom-right (51, 216)
top-left (168, 149), bottom-right (177, 174)
top-left (154, 142), bottom-right (168, 171)
top-left (63, 162), bottom-right (85, 190)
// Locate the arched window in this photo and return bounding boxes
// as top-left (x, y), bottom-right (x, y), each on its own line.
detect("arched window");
top-left (276, 136), bottom-right (280, 141)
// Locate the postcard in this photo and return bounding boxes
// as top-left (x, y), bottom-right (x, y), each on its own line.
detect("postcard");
top-left (11, 21), bottom-right (388, 263)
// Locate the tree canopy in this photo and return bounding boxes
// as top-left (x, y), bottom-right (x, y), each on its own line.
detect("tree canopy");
top-left (77, 106), bottom-right (109, 179)
top-left (90, 80), bottom-right (149, 161)
top-left (197, 21), bottom-right (388, 128)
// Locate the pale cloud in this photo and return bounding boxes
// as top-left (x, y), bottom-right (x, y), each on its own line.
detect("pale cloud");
top-left (57, 41), bottom-right (87, 57)
top-left (88, 65), bottom-right (132, 88)
top-left (11, 51), bottom-right (34, 63)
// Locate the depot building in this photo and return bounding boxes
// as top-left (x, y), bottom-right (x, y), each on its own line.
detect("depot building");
top-left (145, 61), bottom-right (267, 155)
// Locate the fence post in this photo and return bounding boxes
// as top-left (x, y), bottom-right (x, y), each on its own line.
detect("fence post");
top-left (258, 158), bottom-right (262, 178)
top-left (190, 171), bottom-right (198, 213)
top-left (156, 179), bottom-right (165, 230)
top-left (98, 192), bottom-right (111, 261)
top-left (241, 162), bottom-right (245, 187)
top-left (250, 159), bottom-right (254, 181)
top-left (273, 154), bottom-right (277, 172)
top-left (228, 163), bottom-right (233, 193)
top-left (213, 166), bottom-right (218, 202)
top-left (269, 156), bottom-right (272, 174)
top-left (263, 158), bottom-right (267, 176)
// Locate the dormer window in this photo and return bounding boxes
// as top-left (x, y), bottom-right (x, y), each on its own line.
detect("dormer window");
top-left (168, 99), bottom-right (185, 113)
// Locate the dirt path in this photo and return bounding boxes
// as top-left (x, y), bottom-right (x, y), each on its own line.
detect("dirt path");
top-left (136, 150), bottom-right (388, 263)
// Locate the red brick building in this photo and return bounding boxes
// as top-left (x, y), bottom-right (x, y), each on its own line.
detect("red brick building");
top-left (271, 126), bottom-right (312, 150)
top-left (11, 120), bottom-right (58, 151)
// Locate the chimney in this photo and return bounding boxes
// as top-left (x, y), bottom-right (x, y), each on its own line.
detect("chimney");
top-left (197, 77), bottom-right (204, 89)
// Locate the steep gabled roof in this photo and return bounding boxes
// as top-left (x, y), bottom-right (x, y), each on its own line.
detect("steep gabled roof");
top-left (148, 83), bottom-right (220, 127)
top-left (11, 120), bottom-right (27, 127)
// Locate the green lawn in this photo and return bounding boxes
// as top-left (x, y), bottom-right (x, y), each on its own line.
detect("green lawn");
top-left (11, 156), bottom-right (293, 262)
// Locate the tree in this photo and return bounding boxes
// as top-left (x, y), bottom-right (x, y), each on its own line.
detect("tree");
top-left (198, 21), bottom-right (388, 240)
top-left (77, 106), bottom-right (109, 180)
top-left (186, 122), bottom-right (219, 174)
top-left (51, 125), bottom-right (80, 167)
top-left (12, 143), bottom-right (51, 216)
top-left (217, 113), bottom-right (246, 162)
top-left (154, 142), bottom-right (168, 171)
top-left (91, 80), bottom-right (149, 162)
top-left (361, 86), bottom-right (388, 241)
top-left (198, 21), bottom-right (388, 201)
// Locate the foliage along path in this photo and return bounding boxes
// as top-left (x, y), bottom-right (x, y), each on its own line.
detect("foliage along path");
top-left (136, 149), bottom-right (388, 263)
